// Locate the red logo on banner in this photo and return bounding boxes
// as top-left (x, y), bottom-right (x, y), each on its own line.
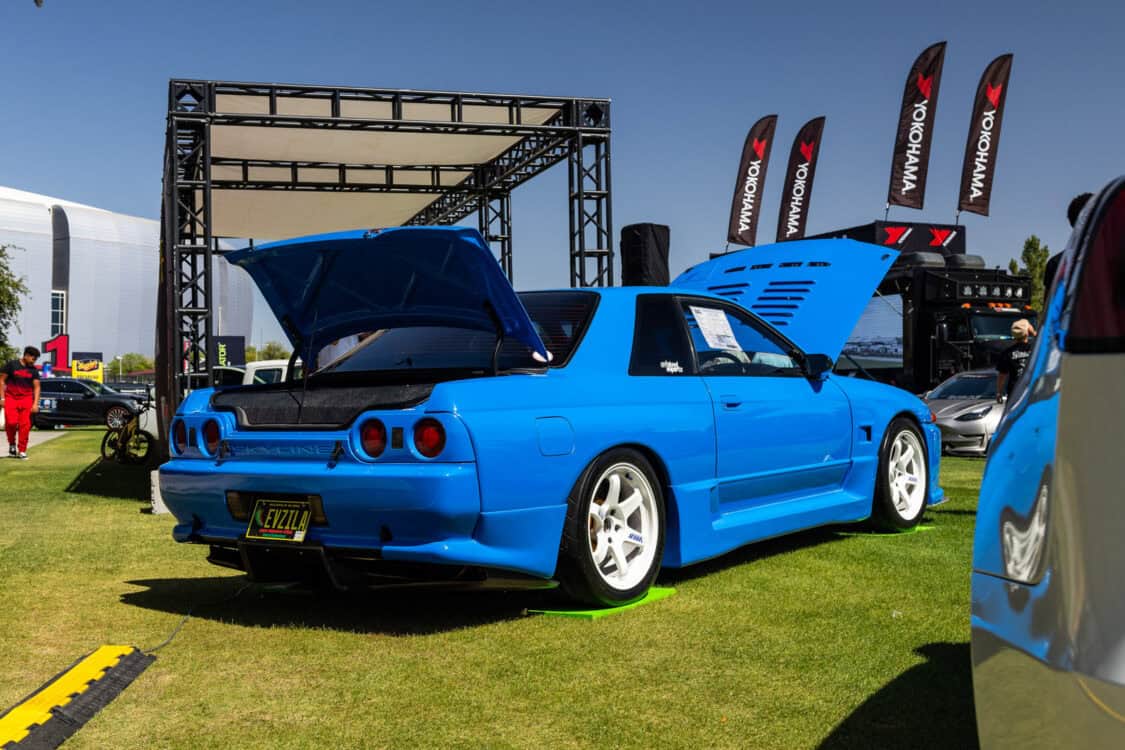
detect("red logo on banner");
top-left (751, 138), bottom-right (767, 159)
top-left (883, 226), bottom-right (909, 245)
top-left (917, 73), bottom-right (934, 100)
top-left (985, 82), bottom-right (1003, 108)
top-left (929, 228), bottom-right (953, 246)
top-left (799, 141), bottom-right (815, 162)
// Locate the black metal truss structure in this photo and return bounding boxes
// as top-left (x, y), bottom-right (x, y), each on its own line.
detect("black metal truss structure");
top-left (157, 79), bottom-right (613, 416)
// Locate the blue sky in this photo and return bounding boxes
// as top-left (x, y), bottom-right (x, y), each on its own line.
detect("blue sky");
top-left (2, 0), bottom-right (1123, 344)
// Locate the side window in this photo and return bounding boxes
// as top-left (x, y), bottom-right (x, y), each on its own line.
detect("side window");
top-left (40, 380), bottom-right (61, 394)
top-left (256, 368), bottom-right (283, 384)
top-left (683, 302), bottom-right (801, 376)
top-left (629, 296), bottom-right (695, 375)
top-left (57, 381), bottom-right (84, 395)
top-left (1068, 187), bottom-right (1125, 353)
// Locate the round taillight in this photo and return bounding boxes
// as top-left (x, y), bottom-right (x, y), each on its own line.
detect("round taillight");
top-left (202, 420), bottom-right (221, 456)
top-left (360, 419), bottom-right (386, 458)
top-left (172, 420), bottom-right (187, 454)
top-left (413, 418), bottom-right (445, 459)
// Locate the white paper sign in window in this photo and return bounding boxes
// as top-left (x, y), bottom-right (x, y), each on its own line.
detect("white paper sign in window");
top-left (690, 306), bottom-right (740, 351)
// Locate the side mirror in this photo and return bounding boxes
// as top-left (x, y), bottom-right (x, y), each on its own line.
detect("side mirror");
top-left (83, 390), bottom-right (96, 399)
top-left (804, 353), bottom-right (833, 380)
top-left (922, 390), bottom-right (932, 399)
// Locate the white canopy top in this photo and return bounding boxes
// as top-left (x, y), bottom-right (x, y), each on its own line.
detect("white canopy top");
top-left (207, 93), bottom-right (561, 239)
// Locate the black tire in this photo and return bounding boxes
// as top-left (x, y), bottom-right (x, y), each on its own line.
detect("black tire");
top-left (105, 405), bottom-right (131, 430)
top-left (556, 448), bottom-right (666, 607)
top-left (872, 417), bottom-right (929, 531)
top-left (101, 429), bottom-right (121, 461)
top-left (122, 431), bottom-right (153, 465)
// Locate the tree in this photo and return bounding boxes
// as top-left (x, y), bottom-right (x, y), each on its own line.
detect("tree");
top-left (118, 352), bottom-right (155, 374)
top-left (259, 341), bottom-right (291, 361)
top-left (245, 344), bottom-right (258, 363)
top-left (1008, 235), bottom-right (1049, 314)
top-left (0, 245), bottom-right (31, 363)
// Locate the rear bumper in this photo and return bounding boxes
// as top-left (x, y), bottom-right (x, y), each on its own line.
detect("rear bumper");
top-left (159, 458), bottom-right (565, 579)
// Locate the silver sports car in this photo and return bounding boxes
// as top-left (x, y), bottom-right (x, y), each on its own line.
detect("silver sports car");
top-left (924, 370), bottom-right (1001, 456)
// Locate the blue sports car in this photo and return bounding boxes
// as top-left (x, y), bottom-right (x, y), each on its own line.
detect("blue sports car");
top-left (159, 227), bottom-right (944, 605)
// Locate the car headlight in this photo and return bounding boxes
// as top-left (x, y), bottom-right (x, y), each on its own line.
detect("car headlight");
top-left (955, 405), bottom-right (993, 421)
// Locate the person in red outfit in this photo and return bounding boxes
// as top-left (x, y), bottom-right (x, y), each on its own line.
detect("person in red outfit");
top-left (0, 346), bottom-right (42, 459)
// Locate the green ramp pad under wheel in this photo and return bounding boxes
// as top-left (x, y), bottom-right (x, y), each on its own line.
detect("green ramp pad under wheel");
top-left (527, 586), bottom-right (676, 619)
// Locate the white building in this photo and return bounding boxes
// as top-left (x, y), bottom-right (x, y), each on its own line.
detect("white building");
top-left (0, 186), bottom-right (254, 364)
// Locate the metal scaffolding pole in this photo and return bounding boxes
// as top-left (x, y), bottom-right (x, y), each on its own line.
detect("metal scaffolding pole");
top-left (478, 192), bottom-right (513, 280)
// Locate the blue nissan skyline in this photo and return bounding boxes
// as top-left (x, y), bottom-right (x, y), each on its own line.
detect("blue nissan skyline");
top-left (159, 226), bottom-right (943, 605)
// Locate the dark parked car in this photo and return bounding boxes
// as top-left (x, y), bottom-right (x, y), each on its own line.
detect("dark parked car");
top-left (105, 381), bottom-right (154, 400)
top-left (37, 378), bottom-right (146, 429)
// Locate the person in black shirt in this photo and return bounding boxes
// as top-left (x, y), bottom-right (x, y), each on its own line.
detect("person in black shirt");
top-left (996, 319), bottom-right (1034, 402)
top-left (0, 346), bottom-right (42, 458)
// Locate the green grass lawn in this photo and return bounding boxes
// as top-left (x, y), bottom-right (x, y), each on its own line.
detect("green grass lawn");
top-left (0, 432), bottom-right (983, 749)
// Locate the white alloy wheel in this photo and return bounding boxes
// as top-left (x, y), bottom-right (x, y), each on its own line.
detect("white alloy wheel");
top-left (887, 429), bottom-right (927, 520)
top-left (587, 462), bottom-right (660, 591)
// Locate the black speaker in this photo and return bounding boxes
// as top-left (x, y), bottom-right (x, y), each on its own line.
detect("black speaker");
top-left (620, 223), bottom-right (670, 286)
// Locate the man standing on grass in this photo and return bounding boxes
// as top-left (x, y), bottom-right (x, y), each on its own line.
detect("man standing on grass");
top-left (996, 320), bottom-right (1034, 404)
top-left (0, 346), bottom-right (42, 459)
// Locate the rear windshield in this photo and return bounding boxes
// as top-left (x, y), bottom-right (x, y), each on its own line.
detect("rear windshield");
top-left (317, 291), bottom-right (598, 374)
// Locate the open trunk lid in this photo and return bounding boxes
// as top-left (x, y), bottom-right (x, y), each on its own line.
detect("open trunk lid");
top-left (226, 227), bottom-right (547, 360)
top-left (672, 238), bottom-right (897, 360)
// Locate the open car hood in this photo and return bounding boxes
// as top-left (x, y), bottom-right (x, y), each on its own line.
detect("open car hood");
top-left (672, 239), bottom-right (897, 360)
top-left (226, 227), bottom-right (547, 359)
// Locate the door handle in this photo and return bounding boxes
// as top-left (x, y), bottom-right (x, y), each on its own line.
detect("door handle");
top-left (720, 394), bottom-right (742, 410)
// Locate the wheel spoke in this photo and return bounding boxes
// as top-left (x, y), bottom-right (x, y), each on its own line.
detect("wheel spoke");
top-left (588, 504), bottom-right (604, 526)
top-left (894, 486), bottom-right (909, 512)
top-left (622, 529), bottom-right (645, 550)
top-left (899, 444), bottom-right (915, 469)
top-left (591, 531), bottom-right (610, 564)
top-left (608, 538), bottom-right (629, 576)
top-left (612, 537), bottom-right (630, 580)
top-left (617, 489), bottom-right (643, 520)
top-left (604, 473), bottom-right (622, 507)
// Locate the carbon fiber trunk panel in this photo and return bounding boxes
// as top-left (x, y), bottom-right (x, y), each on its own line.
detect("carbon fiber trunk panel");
top-left (211, 383), bottom-right (434, 429)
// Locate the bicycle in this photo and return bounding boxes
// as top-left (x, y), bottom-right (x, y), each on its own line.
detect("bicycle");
top-left (101, 400), bottom-right (154, 465)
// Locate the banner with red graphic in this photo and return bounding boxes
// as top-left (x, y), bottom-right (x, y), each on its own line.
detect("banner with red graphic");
top-left (776, 117), bottom-right (825, 242)
top-left (958, 54), bottom-right (1013, 216)
top-left (873, 221), bottom-right (966, 254)
top-left (726, 115), bottom-right (778, 246)
top-left (887, 42), bottom-right (947, 209)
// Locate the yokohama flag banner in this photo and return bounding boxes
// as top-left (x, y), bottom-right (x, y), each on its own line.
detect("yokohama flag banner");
top-left (727, 115), bottom-right (778, 246)
top-left (958, 54), bottom-right (1013, 216)
top-left (887, 41), bottom-right (947, 209)
top-left (776, 117), bottom-right (825, 242)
